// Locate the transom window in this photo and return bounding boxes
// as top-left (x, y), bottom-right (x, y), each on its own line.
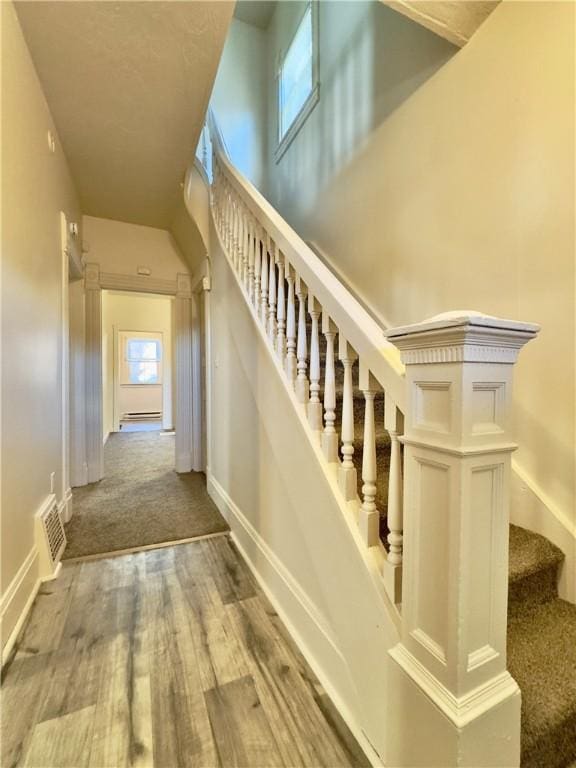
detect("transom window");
top-left (276, 2), bottom-right (319, 161)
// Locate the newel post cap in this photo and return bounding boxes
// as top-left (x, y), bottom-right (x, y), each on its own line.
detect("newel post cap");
top-left (385, 310), bottom-right (540, 365)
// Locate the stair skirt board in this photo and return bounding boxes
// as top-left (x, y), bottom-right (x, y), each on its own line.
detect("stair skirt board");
top-left (207, 473), bottom-right (382, 768)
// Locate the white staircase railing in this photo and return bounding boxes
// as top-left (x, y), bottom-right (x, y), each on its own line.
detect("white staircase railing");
top-left (208, 111), bottom-right (407, 606)
top-left (204, 111), bottom-right (540, 766)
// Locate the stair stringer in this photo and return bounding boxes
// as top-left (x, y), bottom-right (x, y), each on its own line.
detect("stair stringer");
top-left (207, 216), bottom-right (400, 764)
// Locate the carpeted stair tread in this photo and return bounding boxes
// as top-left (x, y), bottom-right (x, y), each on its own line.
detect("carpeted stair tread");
top-left (509, 525), bottom-right (564, 584)
top-left (507, 598), bottom-right (576, 768)
top-left (508, 524), bottom-right (565, 616)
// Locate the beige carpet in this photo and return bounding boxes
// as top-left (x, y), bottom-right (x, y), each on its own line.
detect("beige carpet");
top-left (63, 432), bottom-right (228, 559)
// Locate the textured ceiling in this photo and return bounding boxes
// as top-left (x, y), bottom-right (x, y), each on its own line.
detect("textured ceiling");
top-left (234, 0), bottom-right (276, 30)
top-left (381, 1), bottom-right (500, 47)
top-left (15, 1), bottom-right (234, 228)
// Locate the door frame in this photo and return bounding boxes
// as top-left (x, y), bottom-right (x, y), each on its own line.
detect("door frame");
top-left (81, 262), bottom-right (210, 487)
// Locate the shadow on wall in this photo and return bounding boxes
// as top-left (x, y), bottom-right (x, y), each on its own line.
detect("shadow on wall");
top-left (272, 2), bottom-right (456, 217)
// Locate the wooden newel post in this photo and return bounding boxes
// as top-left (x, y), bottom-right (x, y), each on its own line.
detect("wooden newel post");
top-left (384, 311), bottom-right (539, 768)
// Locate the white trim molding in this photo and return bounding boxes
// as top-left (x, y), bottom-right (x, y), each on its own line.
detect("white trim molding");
top-left (0, 547), bottom-right (40, 666)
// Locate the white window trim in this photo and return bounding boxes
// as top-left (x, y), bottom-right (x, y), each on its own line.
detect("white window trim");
top-left (119, 331), bottom-right (164, 386)
top-left (274, 1), bottom-right (320, 164)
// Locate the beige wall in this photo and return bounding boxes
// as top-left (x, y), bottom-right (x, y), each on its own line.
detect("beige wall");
top-left (264, 1), bottom-right (575, 530)
top-left (1, 1), bottom-right (81, 637)
top-left (101, 292), bottom-right (174, 439)
top-left (82, 215), bottom-right (189, 281)
top-left (211, 18), bottom-right (268, 192)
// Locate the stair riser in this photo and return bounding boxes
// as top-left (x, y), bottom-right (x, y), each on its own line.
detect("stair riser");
top-left (508, 564), bottom-right (560, 618)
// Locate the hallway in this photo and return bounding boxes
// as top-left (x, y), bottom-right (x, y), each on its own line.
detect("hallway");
top-left (64, 432), bottom-right (228, 559)
top-left (1, 537), bottom-right (366, 768)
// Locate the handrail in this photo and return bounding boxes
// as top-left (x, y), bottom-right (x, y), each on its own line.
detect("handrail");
top-left (207, 110), bottom-right (407, 413)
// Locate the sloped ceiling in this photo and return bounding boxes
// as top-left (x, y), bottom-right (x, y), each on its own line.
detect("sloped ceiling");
top-left (381, 1), bottom-right (500, 47)
top-left (234, 0), bottom-right (276, 30)
top-left (15, 1), bottom-right (234, 228)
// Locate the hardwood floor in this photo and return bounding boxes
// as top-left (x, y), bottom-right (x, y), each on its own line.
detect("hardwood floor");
top-left (1, 535), bottom-right (369, 768)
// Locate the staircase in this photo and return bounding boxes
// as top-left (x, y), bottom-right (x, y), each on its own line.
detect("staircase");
top-left (508, 526), bottom-right (576, 768)
top-left (201, 114), bottom-right (576, 767)
top-left (324, 324), bottom-right (576, 768)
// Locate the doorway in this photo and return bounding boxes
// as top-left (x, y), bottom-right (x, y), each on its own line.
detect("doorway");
top-left (101, 290), bottom-right (174, 441)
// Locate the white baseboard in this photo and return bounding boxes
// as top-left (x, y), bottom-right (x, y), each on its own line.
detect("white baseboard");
top-left (511, 460), bottom-right (576, 603)
top-left (1, 546), bottom-right (40, 667)
top-left (207, 473), bottom-right (383, 768)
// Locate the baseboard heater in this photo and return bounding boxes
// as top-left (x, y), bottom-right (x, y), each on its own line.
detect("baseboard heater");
top-left (121, 411), bottom-right (162, 421)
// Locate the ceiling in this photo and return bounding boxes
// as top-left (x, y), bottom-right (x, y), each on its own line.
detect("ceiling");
top-left (381, 1), bottom-right (500, 47)
top-left (234, 0), bottom-right (276, 30)
top-left (15, 1), bottom-right (234, 229)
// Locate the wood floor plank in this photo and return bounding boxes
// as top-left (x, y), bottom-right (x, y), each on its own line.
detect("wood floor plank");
top-left (148, 570), bottom-right (218, 768)
top-left (14, 580), bottom-right (74, 660)
top-left (205, 675), bottom-right (284, 768)
top-left (227, 597), bottom-right (354, 768)
top-left (201, 537), bottom-right (257, 605)
top-left (24, 704), bottom-right (96, 768)
top-left (88, 562), bottom-right (154, 768)
top-left (173, 549), bottom-right (251, 690)
top-left (1, 653), bottom-right (54, 768)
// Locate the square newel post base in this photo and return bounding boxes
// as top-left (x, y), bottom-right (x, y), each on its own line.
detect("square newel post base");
top-left (386, 644), bottom-right (521, 768)
top-left (307, 400), bottom-right (323, 431)
top-left (321, 431), bottom-right (339, 463)
top-left (383, 559), bottom-right (402, 605)
top-left (338, 465), bottom-right (357, 500)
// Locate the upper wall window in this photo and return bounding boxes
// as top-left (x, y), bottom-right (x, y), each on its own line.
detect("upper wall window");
top-left (276, 2), bottom-right (319, 161)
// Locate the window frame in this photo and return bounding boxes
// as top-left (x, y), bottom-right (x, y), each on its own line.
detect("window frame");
top-left (274, 1), bottom-right (320, 163)
top-left (119, 333), bottom-right (163, 386)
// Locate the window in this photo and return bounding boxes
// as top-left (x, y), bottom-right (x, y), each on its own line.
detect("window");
top-left (121, 337), bottom-right (162, 385)
top-left (276, 2), bottom-right (319, 161)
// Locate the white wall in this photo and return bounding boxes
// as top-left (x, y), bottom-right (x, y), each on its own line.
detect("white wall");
top-left (1, 1), bottom-right (82, 653)
top-left (211, 18), bottom-right (268, 192)
top-left (82, 215), bottom-right (189, 281)
top-left (101, 292), bottom-right (174, 439)
top-left (261, 2), bottom-right (575, 554)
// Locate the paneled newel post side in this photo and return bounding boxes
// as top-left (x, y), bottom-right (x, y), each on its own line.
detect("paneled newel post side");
top-left (85, 262), bottom-right (104, 483)
top-left (175, 273), bottom-right (194, 474)
top-left (384, 311), bottom-right (539, 768)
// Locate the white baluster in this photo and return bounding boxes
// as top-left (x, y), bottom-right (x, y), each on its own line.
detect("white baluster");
top-left (307, 296), bottom-right (322, 430)
top-left (260, 234), bottom-right (269, 327)
top-left (224, 187), bottom-right (231, 249)
top-left (284, 264), bottom-right (297, 383)
top-left (276, 250), bottom-right (286, 360)
top-left (267, 241), bottom-right (277, 343)
top-left (253, 224), bottom-right (262, 309)
top-left (295, 277), bottom-right (309, 404)
top-left (382, 396), bottom-right (403, 602)
top-left (247, 216), bottom-right (255, 296)
top-left (358, 361), bottom-right (380, 546)
top-left (338, 336), bottom-right (358, 500)
top-left (321, 314), bottom-right (338, 462)
top-left (242, 208), bottom-right (250, 284)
